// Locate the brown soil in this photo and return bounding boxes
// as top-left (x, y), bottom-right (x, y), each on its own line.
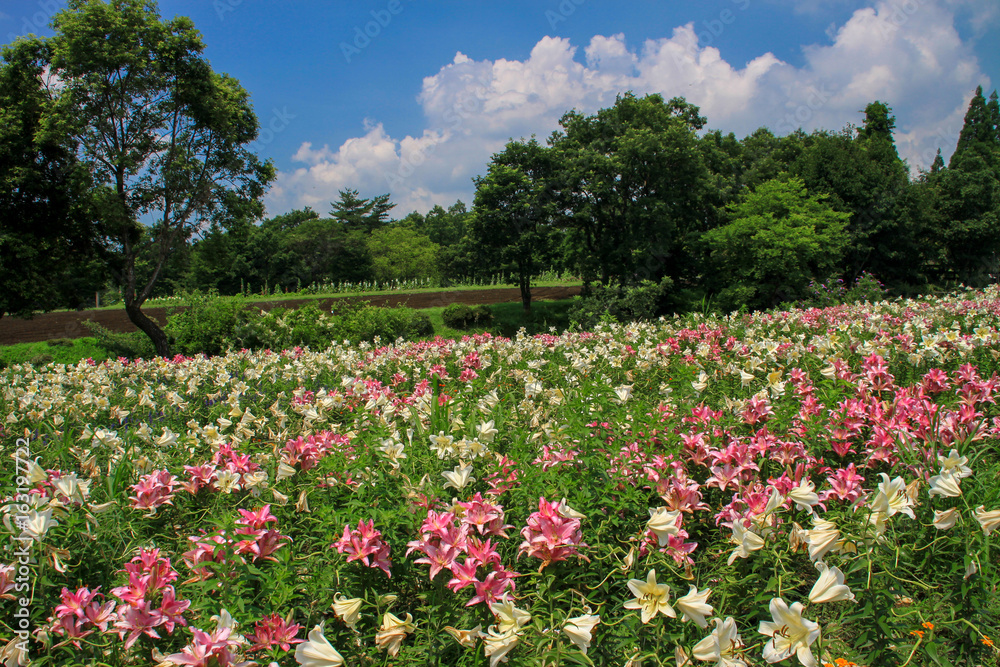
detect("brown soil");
top-left (0, 286), bottom-right (582, 346)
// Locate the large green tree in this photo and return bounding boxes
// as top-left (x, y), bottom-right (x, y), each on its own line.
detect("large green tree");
top-left (329, 188), bottom-right (395, 233)
top-left (551, 92), bottom-right (708, 287)
top-left (471, 138), bottom-right (556, 312)
top-left (0, 39), bottom-right (106, 318)
top-left (791, 102), bottom-right (913, 285)
top-left (367, 225), bottom-right (440, 283)
top-left (929, 86), bottom-right (1000, 285)
top-left (40, 0), bottom-right (274, 354)
top-left (702, 177), bottom-right (850, 311)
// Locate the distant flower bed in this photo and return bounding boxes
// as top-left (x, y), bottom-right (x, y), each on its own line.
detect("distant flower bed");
top-left (2, 287), bottom-right (999, 666)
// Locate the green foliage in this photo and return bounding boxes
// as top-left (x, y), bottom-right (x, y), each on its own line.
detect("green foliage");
top-left (471, 138), bottom-right (560, 312)
top-left (329, 188), bottom-right (394, 233)
top-left (568, 278), bottom-right (673, 329)
top-left (41, 0), bottom-right (275, 354)
top-left (702, 177), bottom-right (850, 311)
top-left (441, 303), bottom-right (494, 329)
top-left (0, 337), bottom-right (108, 367)
top-left (553, 92), bottom-right (708, 287)
top-left (85, 321), bottom-right (157, 359)
top-left (368, 225), bottom-right (440, 283)
top-left (165, 292), bottom-right (435, 356)
top-left (166, 291), bottom-right (251, 357)
top-left (0, 38), bottom-right (106, 318)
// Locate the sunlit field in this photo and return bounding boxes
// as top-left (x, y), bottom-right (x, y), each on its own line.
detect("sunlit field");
top-left (2, 287), bottom-right (999, 667)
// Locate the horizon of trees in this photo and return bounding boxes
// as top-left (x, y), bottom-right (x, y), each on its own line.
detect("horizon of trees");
top-left (160, 86), bottom-right (1000, 315)
top-left (3, 2), bottom-right (999, 325)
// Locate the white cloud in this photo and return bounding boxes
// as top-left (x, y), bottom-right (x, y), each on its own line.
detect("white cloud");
top-left (266, 0), bottom-right (990, 216)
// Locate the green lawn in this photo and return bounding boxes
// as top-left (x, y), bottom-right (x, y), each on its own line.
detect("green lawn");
top-left (0, 337), bottom-right (110, 368)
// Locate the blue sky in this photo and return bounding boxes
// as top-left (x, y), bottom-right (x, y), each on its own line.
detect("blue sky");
top-left (2, 0), bottom-right (997, 217)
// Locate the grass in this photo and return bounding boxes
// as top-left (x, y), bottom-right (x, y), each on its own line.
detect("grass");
top-left (421, 298), bottom-right (576, 339)
top-left (0, 337), bottom-right (110, 368)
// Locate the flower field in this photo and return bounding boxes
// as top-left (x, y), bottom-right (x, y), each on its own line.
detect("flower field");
top-left (2, 288), bottom-right (1000, 667)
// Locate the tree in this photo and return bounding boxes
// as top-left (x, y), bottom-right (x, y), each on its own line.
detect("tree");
top-left (701, 177), bottom-right (849, 311)
top-left (329, 188), bottom-right (395, 233)
top-left (367, 225), bottom-right (440, 283)
top-left (0, 38), bottom-right (106, 318)
top-left (40, 0), bottom-right (274, 354)
top-left (471, 138), bottom-right (556, 312)
top-left (551, 92), bottom-right (708, 288)
top-left (791, 102), bottom-right (913, 285)
top-left (931, 86), bottom-right (1000, 285)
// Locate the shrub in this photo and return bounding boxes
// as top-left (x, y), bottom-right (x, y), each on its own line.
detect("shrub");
top-left (442, 303), bottom-right (493, 329)
top-left (569, 277), bottom-right (673, 329)
top-left (86, 321), bottom-right (157, 359)
top-left (46, 338), bottom-right (74, 347)
top-left (334, 303), bottom-right (431, 345)
top-left (29, 353), bottom-right (53, 366)
top-left (166, 291), bottom-right (250, 356)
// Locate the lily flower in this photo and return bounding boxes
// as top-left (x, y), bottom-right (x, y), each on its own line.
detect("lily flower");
top-left (624, 570), bottom-right (675, 623)
top-left (808, 563), bottom-right (854, 604)
top-left (692, 616), bottom-right (747, 666)
top-left (676, 586), bottom-right (713, 628)
top-left (974, 506), bottom-right (1000, 536)
top-left (758, 598), bottom-right (820, 666)
top-left (870, 473), bottom-right (915, 519)
top-left (928, 470), bottom-right (962, 498)
top-left (563, 610), bottom-right (600, 655)
top-left (647, 507), bottom-right (682, 546)
top-left (933, 508), bottom-right (959, 530)
top-left (374, 612), bottom-right (415, 657)
top-left (295, 624), bottom-right (344, 667)
top-left (442, 463), bottom-right (476, 491)
top-left (331, 594), bottom-right (363, 630)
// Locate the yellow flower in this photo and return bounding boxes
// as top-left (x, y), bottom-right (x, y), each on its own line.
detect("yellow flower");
top-left (331, 594), bottom-right (363, 630)
top-left (374, 612), bottom-right (415, 657)
top-left (692, 617), bottom-right (747, 666)
top-left (808, 563), bottom-right (854, 604)
top-left (624, 570), bottom-right (675, 623)
top-left (647, 507), bottom-right (682, 546)
top-left (443, 625), bottom-right (482, 648)
top-left (483, 626), bottom-right (520, 667)
top-left (974, 505), bottom-right (1000, 536)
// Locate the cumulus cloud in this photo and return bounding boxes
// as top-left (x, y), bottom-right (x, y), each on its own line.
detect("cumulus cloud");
top-left (267, 0), bottom-right (990, 216)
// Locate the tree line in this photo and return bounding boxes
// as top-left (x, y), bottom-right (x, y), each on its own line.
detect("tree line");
top-left (2, 1), bottom-right (999, 354)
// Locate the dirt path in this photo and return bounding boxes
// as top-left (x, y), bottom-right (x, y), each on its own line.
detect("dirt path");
top-left (0, 286), bottom-right (582, 345)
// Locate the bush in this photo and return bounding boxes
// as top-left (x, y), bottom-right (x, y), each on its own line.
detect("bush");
top-left (29, 353), bottom-right (53, 366)
top-left (569, 278), bottom-right (673, 329)
top-left (46, 338), bottom-right (74, 347)
top-left (798, 272), bottom-right (889, 309)
top-left (334, 303), bottom-right (433, 345)
top-left (86, 321), bottom-right (157, 359)
top-left (442, 303), bottom-right (493, 329)
top-left (166, 291), bottom-right (250, 356)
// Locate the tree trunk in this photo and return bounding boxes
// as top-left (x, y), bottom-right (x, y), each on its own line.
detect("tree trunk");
top-left (520, 275), bottom-right (532, 314)
top-left (125, 302), bottom-right (170, 357)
